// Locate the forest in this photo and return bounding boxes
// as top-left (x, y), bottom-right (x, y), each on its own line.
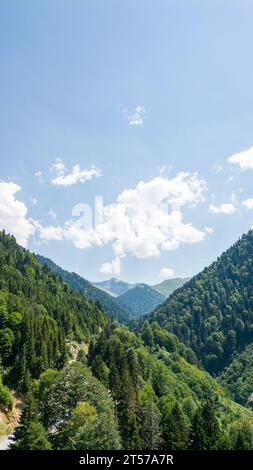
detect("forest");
top-left (1, 229), bottom-right (253, 450)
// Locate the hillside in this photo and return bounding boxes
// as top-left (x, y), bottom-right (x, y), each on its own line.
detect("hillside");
top-left (1, 230), bottom-right (253, 450)
top-left (117, 284), bottom-right (166, 316)
top-left (37, 255), bottom-right (134, 326)
top-left (88, 323), bottom-right (253, 449)
top-left (153, 277), bottom-right (190, 298)
top-left (147, 230), bottom-right (253, 374)
top-left (93, 277), bottom-right (135, 297)
top-left (0, 230), bottom-right (107, 393)
top-left (219, 344), bottom-right (253, 406)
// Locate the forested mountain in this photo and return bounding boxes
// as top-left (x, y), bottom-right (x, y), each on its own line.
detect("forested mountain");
top-left (37, 255), bottom-right (134, 326)
top-left (1, 230), bottom-right (253, 450)
top-left (153, 277), bottom-right (190, 298)
top-left (0, 230), bottom-right (107, 394)
top-left (117, 284), bottom-right (166, 316)
top-left (93, 277), bottom-right (135, 297)
top-left (147, 230), bottom-right (253, 374)
top-left (88, 322), bottom-right (253, 449)
top-left (219, 344), bottom-right (253, 407)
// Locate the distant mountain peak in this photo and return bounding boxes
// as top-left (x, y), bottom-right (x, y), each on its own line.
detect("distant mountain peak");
top-left (93, 278), bottom-right (135, 297)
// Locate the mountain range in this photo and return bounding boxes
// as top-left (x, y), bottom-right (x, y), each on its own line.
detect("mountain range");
top-left (1, 229), bottom-right (253, 450)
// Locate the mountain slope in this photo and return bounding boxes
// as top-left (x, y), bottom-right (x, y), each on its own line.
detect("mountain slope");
top-left (146, 230), bottom-right (253, 374)
top-left (89, 323), bottom-right (253, 448)
top-left (37, 255), bottom-right (134, 326)
top-left (153, 277), bottom-right (190, 298)
top-left (0, 231), bottom-right (107, 391)
top-left (117, 284), bottom-right (166, 316)
top-left (1, 230), bottom-right (253, 450)
top-left (93, 277), bottom-right (135, 297)
top-left (219, 344), bottom-right (253, 406)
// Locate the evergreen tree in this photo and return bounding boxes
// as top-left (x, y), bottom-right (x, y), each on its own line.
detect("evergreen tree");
top-left (190, 402), bottom-right (221, 450)
top-left (161, 402), bottom-right (190, 450)
top-left (141, 396), bottom-right (162, 449)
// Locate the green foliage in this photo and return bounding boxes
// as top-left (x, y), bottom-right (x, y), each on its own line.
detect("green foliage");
top-left (147, 230), bottom-right (253, 373)
top-left (0, 231), bottom-right (107, 390)
top-left (0, 375), bottom-right (13, 410)
top-left (160, 400), bottom-right (190, 449)
top-left (189, 402), bottom-right (222, 450)
top-left (88, 323), bottom-right (253, 450)
top-left (2, 229), bottom-right (253, 451)
top-left (229, 419), bottom-right (253, 450)
top-left (116, 284), bottom-right (165, 316)
top-left (37, 254), bottom-right (135, 326)
top-left (14, 421), bottom-right (52, 450)
top-left (12, 362), bottom-right (121, 450)
top-left (219, 344), bottom-right (253, 406)
top-left (140, 394), bottom-right (162, 449)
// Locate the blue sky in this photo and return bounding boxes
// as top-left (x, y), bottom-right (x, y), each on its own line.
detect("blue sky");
top-left (1, 0), bottom-right (253, 284)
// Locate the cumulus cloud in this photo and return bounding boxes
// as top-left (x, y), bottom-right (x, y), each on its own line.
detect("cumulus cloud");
top-left (209, 203), bottom-right (237, 215)
top-left (243, 198), bottom-right (253, 210)
top-left (37, 172), bottom-right (208, 271)
top-left (100, 256), bottom-right (121, 275)
top-left (158, 267), bottom-right (175, 279)
top-left (204, 226), bottom-right (214, 234)
top-left (228, 146), bottom-right (253, 170)
top-left (33, 221), bottom-right (64, 241)
top-left (119, 105), bottom-right (146, 126)
top-left (0, 182), bottom-right (35, 247)
top-left (51, 158), bottom-right (101, 186)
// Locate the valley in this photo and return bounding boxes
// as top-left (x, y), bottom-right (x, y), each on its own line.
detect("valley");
top-left (1, 230), bottom-right (253, 450)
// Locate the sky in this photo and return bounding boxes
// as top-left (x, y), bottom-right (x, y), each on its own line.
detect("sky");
top-left (1, 0), bottom-right (253, 284)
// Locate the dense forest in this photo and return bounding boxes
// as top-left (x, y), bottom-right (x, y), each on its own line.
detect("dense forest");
top-left (0, 230), bottom-right (106, 394)
top-left (37, 254), bottom-right (135, 326)
top-left (115, 284), bottom-right (166, 316)
top-left (147, 230), bottom-right (253, 374)
top-left (1, 230), bottom-right (253, 450)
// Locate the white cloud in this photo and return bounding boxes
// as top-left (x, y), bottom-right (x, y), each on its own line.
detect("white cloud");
top-left (100, 256), bottom-right (121, 275)
top-left (228, 146), bottom-right (253, 170)
top-left (226, 176), bottom-right (234, 184)
top-left (212, 164), bottom-right (223, 174)
top-left (209, 203), bottom-right (237, 215)
top-left (243, 198), bottom-right (253, 210)
top-left (34, 170), bottom-right (44, 184)
top-left (33, 221), bottom-right (64, 241)
top-left (204, 226), bottom-right (214, 234)
top-left (0, 182), bottom-right (35, 247)
top-left (51, 158), bottom-right (101, 187)
top-left (120, 105), bottom-right (146, 126)
top-left (158, 267), bottom-right (175, 279)
top-left (37, 173), bottom-right (207, 269)
top-left (31, 197), bottom-right (38, 205)
top-left (49, 208), bottom-right (57, 220)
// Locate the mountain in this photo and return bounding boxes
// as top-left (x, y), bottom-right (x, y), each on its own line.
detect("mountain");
top-left (219, 344), bottom-right (253, 406)
top-left (93, 277), bottom-right (135, 297)
top-left (0, 230), bottom-right (107, 391)
top-left (153, 277), bottom-right (190, 298)
top-left (117, 284), bottom-right (166, 316)
top-left (36, 255), bottom-right (135, 326)
top-left (1, 230), bottom-right (253, 450)
top-left (146, 230), bottom-right (253, 375)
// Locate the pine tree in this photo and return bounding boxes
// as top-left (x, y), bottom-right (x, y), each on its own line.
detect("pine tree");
top-left (141, 397), bottom-right (162, 449)
top-left (190, 402), bottom-right (221, 450)
top-left (162, 402), bottom-right (190, 450)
